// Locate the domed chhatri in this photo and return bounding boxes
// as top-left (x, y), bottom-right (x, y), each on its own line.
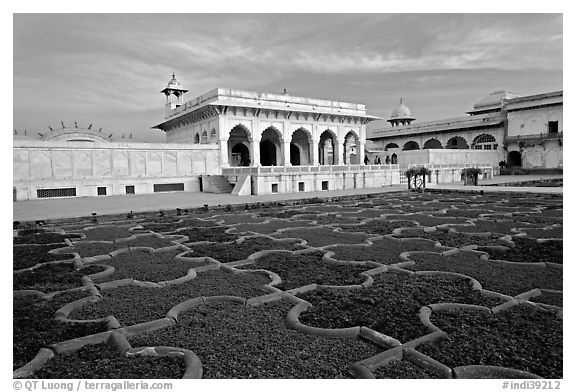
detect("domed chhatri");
top-left (161, 73), bottom-right (189, 114)
top-left (387, 98), bottom-right (415, 127)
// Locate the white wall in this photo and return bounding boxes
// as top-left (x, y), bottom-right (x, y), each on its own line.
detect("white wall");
top-left (13, 140), bottom-right (221, 200)
top-left (507, 106), bottom-right (563, 137)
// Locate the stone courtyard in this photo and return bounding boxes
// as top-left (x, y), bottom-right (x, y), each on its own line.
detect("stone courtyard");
top-left (13, 190), bottom-right (562, 379)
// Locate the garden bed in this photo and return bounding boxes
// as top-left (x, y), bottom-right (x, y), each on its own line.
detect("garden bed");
top-left (273, 227), bottom-right (369, 247)
top-left (13, 244), bottom-right (74, 271)
top-left (186, 237), bottom-right (303, 263)
top-left (14, 263), bottom-right (105, 293)
top-left (14, 228), bottom-right (80, 245)
top-left (336, 220), bottom-right (417, 235)
top-left (129, 301), bottom-right (382, 378)
top-left (396, 214), bottom-right (468, 227)
top-left (139, 218), bottom-right (219, 233)
top-left (396, 230), bottom-right (506, 248)
top-left (517, 226), bottom-right (563, 239)
top-left (372, 360), bottom-right (442, 379)
top-left (208, 213), bottom-right (268, 225)
top-left (239, 251), bottom-right (368, 290)
top-left (256, 209), bottom-right (308, 219)
top-left (71, 269), bottom-right (271, 326)
top-left (417, 304), bottom-right (562, 378)
top-left (73, 236), bottom-right (181, 258)
top-left (72, 226), bottom-right (142, 242)
top-left (532, 291), bottom-right (563, 307)
top-left (476, 237), bottom-right (562, 264)
top-left (232, 219), bottom-right (315, 235)
top-left (452, 219), bottom-right (536, 235)
top-left (298, 271), bottom-right (503, 344)
top-left (30, 342), bottom-right (185, 379)
top-left (329, 237), bottom-right (439, 264)
top-left (405, 252), bottom-right (562, 296)
top-left (94, 250), bottom-right (208, 283)
top-left (13, 291), bottom-right (108, 370)
top-left (177, 227), bottom-right (239, 243)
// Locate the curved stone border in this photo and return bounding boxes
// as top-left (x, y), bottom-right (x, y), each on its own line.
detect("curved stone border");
top-left (399, 248), bottom-right (561, 304)
top-left (402, 300), bottom-right (552, 379)
top-left (81, 246), bottom-right (220, 289)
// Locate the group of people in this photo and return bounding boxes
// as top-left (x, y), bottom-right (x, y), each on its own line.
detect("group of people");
top-left (364, 155), bottom-right (391, 165)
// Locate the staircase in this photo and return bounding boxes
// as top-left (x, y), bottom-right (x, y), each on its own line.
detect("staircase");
top-left (202, 175), bottom-right (234, 194)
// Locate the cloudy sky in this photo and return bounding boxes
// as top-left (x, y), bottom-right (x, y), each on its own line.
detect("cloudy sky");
top-left (13, 13), bottom-right (563, 142)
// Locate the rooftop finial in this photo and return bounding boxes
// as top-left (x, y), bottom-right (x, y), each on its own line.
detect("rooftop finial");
top-left (400, 97), bottom-right (403, 104)
top-left (172, 73), bottom-right (176, 79)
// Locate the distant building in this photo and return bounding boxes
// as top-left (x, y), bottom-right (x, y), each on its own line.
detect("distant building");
top-left (368, 90), bottom-right (563, 171)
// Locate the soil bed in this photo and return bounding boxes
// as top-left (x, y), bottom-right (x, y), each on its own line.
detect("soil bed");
top-left (73, 236), bottom-right (180, 258)
top-left (177, 227), bottom-right (239, 243)
top-left (14, 263), bottom-right (104, 292)
top-left (72, 269), bottom-right (271, 325)
top-left (477, 237), bottom-right (562, 264)
top-left (453, 220), bottom-right (535, 235)
top-left (399, 215), bottom-right (469, 227)
top-left (186, 237), bottom-right (303, 263)
top-left (396, 230), bottom-right (505, 248)
top-left (405, 252), bottom-right (562, 296)
top-left (273, 227), bottom-right (369, 247)
top-left (336, 220), bottom-right (417, 235)
top-left (13, 244), bottom-right (74, 271)
top-left (239, 251), bottom-right (368, 290)
top-left (433, 209), bottom-right (492, 218)
top-left (517, 226), bottom-right (563, 239)
top-left (372, 360), bottom-right (441, 379)
top-left (532, 291), bottom-right (563, 307)
top-left (139, 218), bottom-right (219, 233)
top-left (256, 210), bottom-right (307, 219)
top-left (75, 226), bottom-right (141, 242)
top-left (30, 342), bottom-right (185, 379)
top-left (286, 214), bottom-right (359, 225)
top-left (329, 237), bottom-right (438, 264)
top-left (298, 271), bottom-right (503, 344)
top-left (418, 304), bottom-right (562, 379)
top-left (95, 250), bottom-right (208, 283)
top-left (232, 219), bottom-right (315, 235)
top-left (209, 213), bottom-right (267, 225)
top-left (14, 229), bottom-right (80, 245)
top-left (129, 301), bottom-right (382, 378)
top-left (13, 291), bottom-right (108, 370)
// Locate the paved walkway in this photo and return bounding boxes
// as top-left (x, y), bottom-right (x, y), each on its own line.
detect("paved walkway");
top-left (429, 174), bottom-right (563, 195)
top-left (13, 174), bottom-right (562, 222)
top-left (13, 185), bottom-right (407, 222)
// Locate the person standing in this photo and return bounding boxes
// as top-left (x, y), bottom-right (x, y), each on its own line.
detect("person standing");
top-left (364, 155), bottom-right (369, 165)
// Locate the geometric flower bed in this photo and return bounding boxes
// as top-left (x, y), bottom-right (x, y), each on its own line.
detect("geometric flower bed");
top-left (90, 249), bottom-right (208, 283)
top-left (13, 291), bottom-right (108, 370)
top-left (128, 301), bottom-right (383, 378)
top-left (29, 341), bottom-right (186, 379)
top-left (13, 244), bottom-right (74, 271)
top-left (404, 251), bottom-right (562, 297)
top-left (69, 269), bottom-right (273, 326)
top-left (416, 304), bottom-right (562, 379)
top-left (13, 190), bottom-right (563, 379)
top-left (297, 271), bottom-right (505, 344)
top-left (236, 250), bottom-right (371, 290)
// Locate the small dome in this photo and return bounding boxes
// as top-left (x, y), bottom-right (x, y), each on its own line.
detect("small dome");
top-left (161, 73), bottom-right (188, 95)
top-left (388, 98), bottom-right (415, 123)
top-left (166, 73), bottom-right (182, 88)
top-left (470, 90), bottom-right (521, 112)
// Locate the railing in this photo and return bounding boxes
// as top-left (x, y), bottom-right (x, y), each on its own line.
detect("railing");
top-left (505, 132), bottom-right (562, 142)
top-left (222, 164), bottom-right (400, 176)
top-left (407, 163), bottom-right (493, 169)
